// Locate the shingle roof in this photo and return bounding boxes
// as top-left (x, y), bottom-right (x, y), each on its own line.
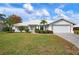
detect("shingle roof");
top-left (14, 20), bottom-right (53, 26)
top-left (14, 19), bottom-right (76, 26)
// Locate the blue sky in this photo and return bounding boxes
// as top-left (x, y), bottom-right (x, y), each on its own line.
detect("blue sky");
top-left (0, 3), bottom-right (79, 24)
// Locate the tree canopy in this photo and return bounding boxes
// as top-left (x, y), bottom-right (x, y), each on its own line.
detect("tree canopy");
top-left (0, 14), bottom-right (23, 27)
top-left (8, 15), bottom-right (22, 24)
top-left (40, 20), bottom-right (47, 25)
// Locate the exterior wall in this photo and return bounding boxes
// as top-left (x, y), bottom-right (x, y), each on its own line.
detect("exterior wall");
top-left (28, 25), bottom-right (40, 33)
top-left (47, 24), bottom-right (52, 31)
top-left (12, 26), bottom-right (20, 32)
top-left (45, 25), bottom-right (49, 30)
top-left (70, 24), bottom-right (74, 33)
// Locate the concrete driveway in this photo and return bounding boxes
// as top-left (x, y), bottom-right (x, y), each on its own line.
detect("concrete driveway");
top-left (56, 33), bottom-right (79, 48)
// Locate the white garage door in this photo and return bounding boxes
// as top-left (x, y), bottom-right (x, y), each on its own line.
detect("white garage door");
top-left (53, 26), bottom-right (71, 33)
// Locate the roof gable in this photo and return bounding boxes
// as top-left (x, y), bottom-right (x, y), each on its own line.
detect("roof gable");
top-left (49, 19), bottom-right (75, 25)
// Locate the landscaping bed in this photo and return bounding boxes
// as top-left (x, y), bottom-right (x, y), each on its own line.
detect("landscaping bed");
top-left (35, 29), bottom-right (53, 34)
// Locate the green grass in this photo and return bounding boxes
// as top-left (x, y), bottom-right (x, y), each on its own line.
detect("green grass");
top-left (0, 32), bottom-right (79, 55)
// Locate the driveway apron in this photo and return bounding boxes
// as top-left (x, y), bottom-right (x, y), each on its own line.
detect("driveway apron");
top-left (56, 33), bottom-right (79, 48)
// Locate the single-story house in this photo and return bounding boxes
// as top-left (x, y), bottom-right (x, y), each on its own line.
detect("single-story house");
top-left (13, 19), bottom-right (75, 33)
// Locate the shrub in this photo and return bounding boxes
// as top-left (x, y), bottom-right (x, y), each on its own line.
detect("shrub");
top-left (2, 27), bottom-right (14, 33)
top-left (18, 26), bottom-right (25, 32)
top-left (25, 28), bottom-right (30, 33)
top-left (39, 30), bottom-right (43, 33)
top-left (47, 30), bottom-right (53, 34)
top-left (35, 29), bottom-right (53, 34)
top-left (74, 30), bottom-right (79, 34)
top-left (73, 27), bottom-right (79, 34)
top-left (35, 29), bottom-right (39, 33)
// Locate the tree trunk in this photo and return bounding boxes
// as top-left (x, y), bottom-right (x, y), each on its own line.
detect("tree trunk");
top-left (43, 25), bottom-right (45, 31)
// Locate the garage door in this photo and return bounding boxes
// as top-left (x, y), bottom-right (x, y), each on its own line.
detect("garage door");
top-left (53, 26), bottom-right (71, 33)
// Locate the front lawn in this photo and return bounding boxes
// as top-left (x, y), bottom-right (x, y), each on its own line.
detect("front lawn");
top-left (0, 32), bottom-right (79, 55)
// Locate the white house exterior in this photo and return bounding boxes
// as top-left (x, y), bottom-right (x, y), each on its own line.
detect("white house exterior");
top-left (47, 19), bottom-right (75, 33)
top-left (13, 19), bottom-right (75, 33)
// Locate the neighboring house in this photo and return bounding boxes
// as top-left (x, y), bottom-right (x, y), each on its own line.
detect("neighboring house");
top-left (0, 21), bottom-right (5, 31)
top-left (13, 19), bottom-right (75, 33)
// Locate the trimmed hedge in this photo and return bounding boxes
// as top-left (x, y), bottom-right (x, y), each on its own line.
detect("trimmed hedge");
top-left (25, 28), bottom-right (31, 33)
top-left (73, 27), bottom-right (79, 34)
top-left (35, 29), bottom-right (53, 34)
top-left (73, 27), bottom-right (79, 30)
top-left (74, 30), bottom-right (79, 34)
top-left (18, 26), bottom-right (30, 33)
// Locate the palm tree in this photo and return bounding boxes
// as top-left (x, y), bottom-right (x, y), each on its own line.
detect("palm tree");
top-left (0, 14), bottom-right (6, 24)
top-left (40, 20), bottom-right (47, 30)
top-left (0, 14), bottom-right (6, 20)
top-left (4, 18), bottom-right (13, 27)
top-left (4, 14), bottom-right (22, 27)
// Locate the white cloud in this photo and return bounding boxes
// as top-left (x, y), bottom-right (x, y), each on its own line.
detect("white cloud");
top-left (25, 8), bottom-right (50, 20)
top-left (23, 3), bottom-right (50, 17)
top-left (65, 10), bottom-right (79, 20)
top-left (0, 5), bottom-right (51, 22)
top-left (23, 4), bottom-right (50, 20)
top-left (66, 10), bottom-right (74, 14)
top-left (54, 8), bottom-right (69, 19)
top-left (54, 3), bottom-right (71, 19)
top-left (54, 8), bottom-right (79, 24)
top-left (41, 9), bottom-right (50, 16)
top-left (0, 7), bottom-right (24, 13)
top-left (55, 8), bottom-right (64, 15)
top-left (23, 3), bottom-right (50, 19)
top-left (34, 10), bottom-right (42, 16)
top-left (0, 7), bottom-right (31, 21)
top-left (23, 3), bottom-right (34, 11)
top-left (34, 9), bottom-right (50, 17)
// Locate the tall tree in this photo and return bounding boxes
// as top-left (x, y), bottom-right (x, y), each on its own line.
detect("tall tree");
top-left (4, 15), bottom-right (22, 28)
top-left (40, 20), bottom-right (47, 25)
top-left (0, 14), bottom-right (6, 28)
top-left (4, 18), bottom-right (13, 27)
top-left (8, 15), bottom-right (22, 24)
top-left (40, 20), bottom-right (47, 30)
